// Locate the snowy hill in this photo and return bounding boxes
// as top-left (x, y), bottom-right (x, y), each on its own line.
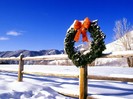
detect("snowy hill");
top-left (104, 30), bottom-right (133, 53)
top-left (96, 30), bottom-right (133, 66)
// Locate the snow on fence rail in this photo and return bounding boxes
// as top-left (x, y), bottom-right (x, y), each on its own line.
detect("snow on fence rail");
top-left (0, 51), bottom-right (133, 99)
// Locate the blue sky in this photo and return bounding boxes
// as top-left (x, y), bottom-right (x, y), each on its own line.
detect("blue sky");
top-left (0, 0), bottom-right (133, 51)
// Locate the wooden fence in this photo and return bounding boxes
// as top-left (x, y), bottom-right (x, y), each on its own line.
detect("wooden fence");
top-left (0, 51), bottom-right (133, 99)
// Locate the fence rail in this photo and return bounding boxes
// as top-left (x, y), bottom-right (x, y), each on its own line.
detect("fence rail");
top-left (0, 51), bottom-right (133, 99)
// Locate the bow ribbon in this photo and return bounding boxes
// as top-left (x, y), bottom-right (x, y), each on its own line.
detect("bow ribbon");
top-left (74, 17), bottom-right (91, 42)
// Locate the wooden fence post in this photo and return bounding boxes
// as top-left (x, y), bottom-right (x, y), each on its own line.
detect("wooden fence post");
top-left (18, 54), bottom-right (24, 82)
top-left (79, 66), bottom-right (88, 99)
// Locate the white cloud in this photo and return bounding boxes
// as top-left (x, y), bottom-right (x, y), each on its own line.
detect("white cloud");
top-left (6, 31), bottom-right (21, 36)
top-left (0, 37), bottom-right (9, 40)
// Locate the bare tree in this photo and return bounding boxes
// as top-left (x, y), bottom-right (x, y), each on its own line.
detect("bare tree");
top-left (113, 18), bottom-right (133, 67)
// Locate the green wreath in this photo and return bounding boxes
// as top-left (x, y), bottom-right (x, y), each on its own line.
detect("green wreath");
top-left (64, 18), bottom-right (106, 67)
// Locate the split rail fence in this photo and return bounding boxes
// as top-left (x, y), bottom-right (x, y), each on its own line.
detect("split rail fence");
top-left (0, 51), bottom-right (133, 99)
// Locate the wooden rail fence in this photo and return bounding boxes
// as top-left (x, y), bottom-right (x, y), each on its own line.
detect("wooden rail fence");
top-left (0, 51), bottom-right (133, 99)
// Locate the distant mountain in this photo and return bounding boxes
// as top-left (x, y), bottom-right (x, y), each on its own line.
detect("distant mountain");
top-left (0, 49), bottom-right (64, 58)
top-left (0, 49), bottom-right (64, 64)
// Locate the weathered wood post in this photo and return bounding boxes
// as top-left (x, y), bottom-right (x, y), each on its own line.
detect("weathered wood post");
top-left (79, 65), bottom-right (88, 99)
top-left (18, 54), bottom-right (24, 82)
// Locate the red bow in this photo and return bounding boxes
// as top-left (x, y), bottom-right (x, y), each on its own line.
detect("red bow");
top-left (74, 17), bottom-right (91, 42)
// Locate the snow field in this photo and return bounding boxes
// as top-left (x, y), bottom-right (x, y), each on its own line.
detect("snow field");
top-left (0, 65), bottom-right (133, 99)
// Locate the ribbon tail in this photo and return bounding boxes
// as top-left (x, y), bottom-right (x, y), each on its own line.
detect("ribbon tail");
top-left (82, 30), bottom-right (89, 42)
top-left (74, 30), bottom-right (81, 42)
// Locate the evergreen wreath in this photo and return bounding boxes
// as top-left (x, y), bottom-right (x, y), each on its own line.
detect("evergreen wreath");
top-left (64, 17), bottom-right (106, 67)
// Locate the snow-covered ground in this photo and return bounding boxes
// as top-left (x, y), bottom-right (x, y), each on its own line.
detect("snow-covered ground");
top-left (0, 65), bottom-right (133, 99)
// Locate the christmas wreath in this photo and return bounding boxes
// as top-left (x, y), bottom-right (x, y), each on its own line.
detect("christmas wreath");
top-left (64, 17), bottom-right (106, 67)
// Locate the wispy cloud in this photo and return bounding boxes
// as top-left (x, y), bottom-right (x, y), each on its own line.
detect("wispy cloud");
top-left (0, 37), bottom-right (9, 41)
top-left (6, 31), bottom-right (21, 36)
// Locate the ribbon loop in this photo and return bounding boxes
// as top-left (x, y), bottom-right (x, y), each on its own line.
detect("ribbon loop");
top-left (74, 17), bottom-right (90, 42)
